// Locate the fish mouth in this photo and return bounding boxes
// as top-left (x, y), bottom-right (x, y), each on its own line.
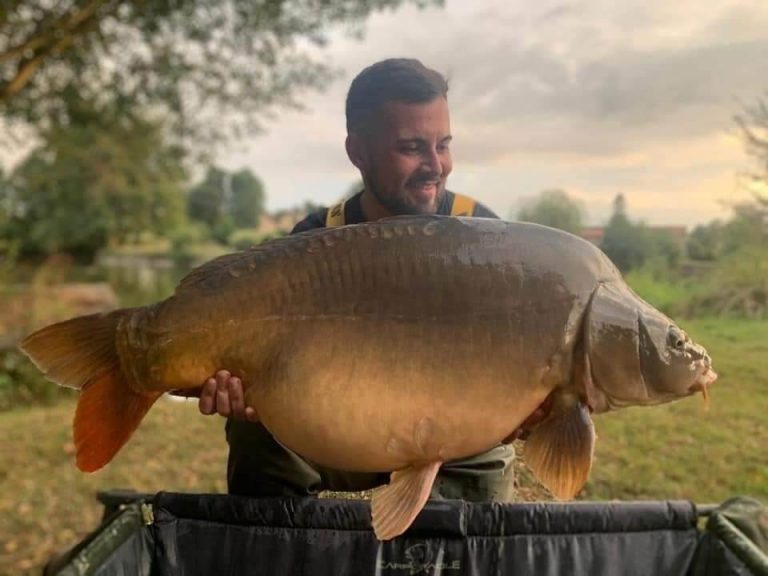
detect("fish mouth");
top-left (688, 368), bottom-right (717, 406)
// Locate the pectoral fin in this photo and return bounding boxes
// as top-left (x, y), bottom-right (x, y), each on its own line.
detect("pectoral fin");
top-left (523, 401), bottom-right (595, 500)
top-left (370, 461), bottom-right (441, 540)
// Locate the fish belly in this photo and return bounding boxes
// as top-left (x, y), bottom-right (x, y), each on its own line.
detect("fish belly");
top-left (248, 316), bottom-right (554, 472)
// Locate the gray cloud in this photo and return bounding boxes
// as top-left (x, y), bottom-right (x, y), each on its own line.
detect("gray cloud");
top-left (222, 0), bottom-right (768, 226)
top-left (449, 40), bottom-right (768, 149)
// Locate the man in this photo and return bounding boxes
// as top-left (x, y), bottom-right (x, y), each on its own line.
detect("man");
top-left (198, 58), bottom-right (516, 502)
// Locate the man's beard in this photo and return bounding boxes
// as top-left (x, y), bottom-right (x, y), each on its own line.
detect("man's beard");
top-left (365, 167), bottom-right (446, 216)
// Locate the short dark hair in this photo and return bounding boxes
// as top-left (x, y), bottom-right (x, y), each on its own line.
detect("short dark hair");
top-left (345, 58), bottom-right (449, 134)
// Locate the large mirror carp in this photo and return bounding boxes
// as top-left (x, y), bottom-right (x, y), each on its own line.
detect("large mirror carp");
top-left (20, 215), bottom-right (716, 540)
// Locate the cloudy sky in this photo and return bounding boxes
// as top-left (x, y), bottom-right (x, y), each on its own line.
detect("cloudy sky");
top-left (217, 0), bottom-right (768, 228)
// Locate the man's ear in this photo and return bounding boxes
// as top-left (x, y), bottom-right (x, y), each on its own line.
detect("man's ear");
top-left (345, 133), bottom-right (368, 171)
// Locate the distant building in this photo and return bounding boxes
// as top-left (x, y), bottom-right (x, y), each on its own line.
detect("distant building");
top-left (257, 207), bottom-right (310, 235)
top-left (580, 227), bottom-right (605, 245)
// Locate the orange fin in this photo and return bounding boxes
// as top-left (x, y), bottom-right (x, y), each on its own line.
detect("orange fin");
top-left (74, 369), bottom-right (162, 472)
top-left (19, 311), bottom-right (128, 390)
top-left (524, 400), bottom-right (595, 500)
top-left (370, 461), bottom-right (441, 541)
top-left (19, 309), bottom-right (158, 472)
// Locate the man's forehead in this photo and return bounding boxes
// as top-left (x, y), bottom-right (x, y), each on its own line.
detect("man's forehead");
top-left (375, 98), bottom-right (451, 136)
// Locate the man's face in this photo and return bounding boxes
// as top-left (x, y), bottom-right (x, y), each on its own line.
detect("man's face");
top-left (350, 97), bottom-right (453, 216)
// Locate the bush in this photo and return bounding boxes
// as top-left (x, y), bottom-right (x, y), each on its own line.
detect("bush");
top-left (0, 349), bottom-right (72, 410)
top-left (211, 217), bottom-right (237, 246)
top-left (228, 228), bottom-right (264, 251)
top-left (168, 223), bottom-right (210, 265)
top-left (229, 229), bottom-right (287, 251)
top-left (624, 265), bottom-right (692, 317)
top-left (686, 246), bottom-right (768, 319)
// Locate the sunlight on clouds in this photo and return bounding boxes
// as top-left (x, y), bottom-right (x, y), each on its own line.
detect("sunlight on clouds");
top-left (538, 169), bottom-right (747, 228)
top-left (457, 131), bottom-right (756, 227)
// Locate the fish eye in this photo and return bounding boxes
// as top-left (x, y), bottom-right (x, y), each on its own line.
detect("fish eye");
top-left (667, 326), bottom-right (686, 350)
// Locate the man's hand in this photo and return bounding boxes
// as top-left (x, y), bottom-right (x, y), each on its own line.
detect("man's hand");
top-left (502, 394), bottom-right (553, 443)
top-left (199, 370), bottom-right (258, 422)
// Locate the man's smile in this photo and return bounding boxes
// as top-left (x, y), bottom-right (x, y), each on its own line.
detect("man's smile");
top-left (408, 177), bottom-right (440, 196)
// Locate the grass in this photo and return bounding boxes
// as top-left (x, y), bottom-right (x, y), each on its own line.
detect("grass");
top-left (624, 266), bottom-right (696, 316)
top-left (0, 397), bottom-right (228, 575)
top-left (0, 319), bottom-right (766, 574)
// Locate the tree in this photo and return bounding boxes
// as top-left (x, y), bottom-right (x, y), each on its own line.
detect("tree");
top-left (721, 199), bottom-right (768, 255)
top-left (0, 0), bottom-right (440, 149)
top-left (231, 169), bottom-right (265, 228)
top-left (186, 166), bottom-right (235, 243)
top-left (3, 97), bottom-right (186, 261)
top-left (0, 167), bottom-right (15, 264)
top-left (186, 165), bottom-right (264, 243)
top-left (735, 94), bottom-right (768, 236)
top-left (187, 167), bottom-right (228, 229)
top-left (647, 230), bottom-right (682, 270)
top-left (683, 97), bottom-right (768, 317)
top-left (515, 189), bottom-right (584, 234)
top-left (600, 194), bottom-right (651, 272)
top-left (736, 95), bottom-right (768, 190)
top-left (0, 168), bottom-right (9, 235)
top-left (688, 202), bottom-right (767, 319)
top-left (687, 222), bottom-right (723, 261)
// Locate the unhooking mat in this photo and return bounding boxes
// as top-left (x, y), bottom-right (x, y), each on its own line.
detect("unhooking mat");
top-left (45, 492), bottom-right (768, 576)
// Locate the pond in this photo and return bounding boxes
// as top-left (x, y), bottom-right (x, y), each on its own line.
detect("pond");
top-left (0, 255), bottom-right (203, 407)
top-left (0, 255), bottom-right (199, 350)
top-left (7, 255), bottom-right (197, 309)
top-left (94, 256), bottom-right (193, 307)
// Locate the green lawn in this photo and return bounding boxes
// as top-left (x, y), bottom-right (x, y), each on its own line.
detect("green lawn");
top-left (0, 318), bottom-right (765, 575)
top-left (0, 398), bottom-right (229, 575)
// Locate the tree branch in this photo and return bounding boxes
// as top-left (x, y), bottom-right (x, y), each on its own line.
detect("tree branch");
top-left (0, 0), bottom-right (112, 64)
top-left (0, 1), bottom-right (116, 105)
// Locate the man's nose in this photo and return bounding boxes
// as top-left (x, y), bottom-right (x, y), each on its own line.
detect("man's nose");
top-left (422, 147), bottom-right (442, 176)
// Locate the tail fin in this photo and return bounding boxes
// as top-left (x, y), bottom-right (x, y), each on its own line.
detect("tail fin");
top-left (19, 311), bottom-right (162, 472)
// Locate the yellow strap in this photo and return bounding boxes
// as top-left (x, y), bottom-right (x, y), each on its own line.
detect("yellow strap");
top-left (325, 200), bottom-right (346, 228)
top-left (450, 193), bottom-right (476, 217)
